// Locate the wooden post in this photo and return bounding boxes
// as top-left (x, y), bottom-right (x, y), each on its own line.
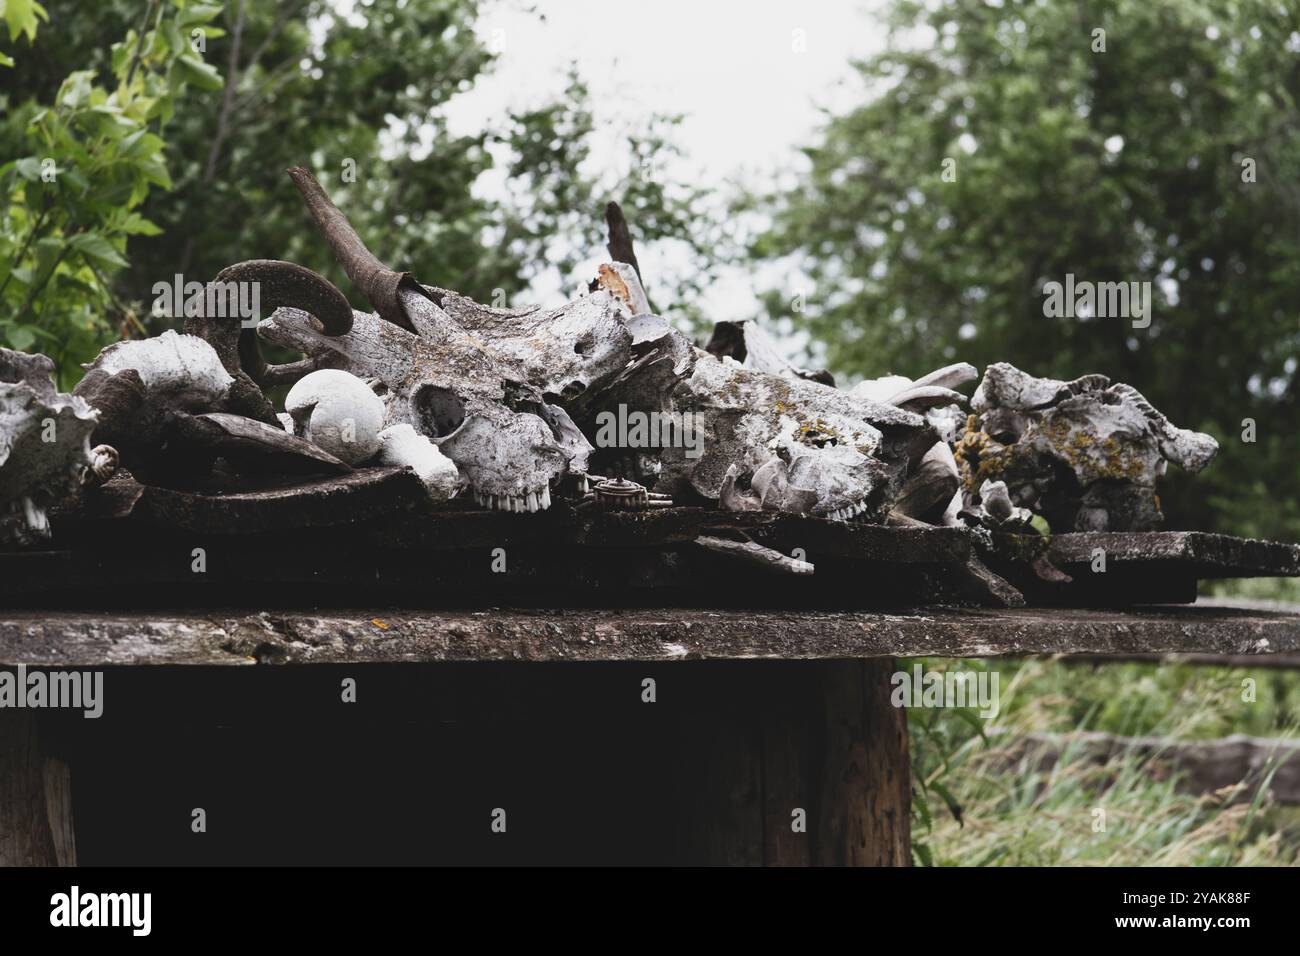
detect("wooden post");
top-left (675, 659), bottom-right (911, 866)
top-left (0, 711), bottom-right (77, 867)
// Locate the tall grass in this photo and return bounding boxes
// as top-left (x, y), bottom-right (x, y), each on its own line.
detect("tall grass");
top-left (907, 658), bottom-right (1300, 866)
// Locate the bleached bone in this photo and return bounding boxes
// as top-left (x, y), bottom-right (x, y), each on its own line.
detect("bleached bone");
top-left (694, 535), bottom-right (815, 575)
top-left (182, 259), bottom-right (355, 421)
top-left (285, 369), bottom-right (385, 465)
top-left (261, 300), bottom-right (571, 510)
top-left (427, 284), bottom-right (634, 403)
top-left (377, 424), bottom-right (458, 501)
top-left (590, 262), bottom-right (651, 316)
top-left (0, 349), bottom-right (102, 545)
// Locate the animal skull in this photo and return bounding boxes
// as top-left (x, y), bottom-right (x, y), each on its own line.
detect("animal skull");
top-left (0, 349), bottom-right (104, 545)
top-left (260, 289), bottom-right (577, 511)
top-left (954, 362), bottom-right (1219, 531)
top-left (584, 325), bottom-right (934, 520)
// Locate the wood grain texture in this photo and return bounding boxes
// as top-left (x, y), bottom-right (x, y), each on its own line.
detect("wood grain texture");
top-left (0, 712), bottom-right (74, 867)
top-left (1, 603), bottom-right (1296, 667)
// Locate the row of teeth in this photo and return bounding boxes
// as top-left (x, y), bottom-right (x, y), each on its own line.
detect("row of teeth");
top-left (825, 501), bottom-right (869, 522)
top-left (472, 485), bottom-right (552, 513)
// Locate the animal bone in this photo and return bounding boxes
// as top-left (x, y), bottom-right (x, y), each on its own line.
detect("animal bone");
top-left (261, 300), bottom-right (573, 510)
top-left (852, 362), bottom-right (977, 523)
top-left (955, 362), bottom-right (1219, 531)
top-left (585, 334), bottom-right (935, 521)
top-left (426, 284), bottom-right (634, 404)
top-left (285, 369), bottom-right (385, 465)
top-left (263, 168), bottom-right (597, 511)
top-left (182, 259), bottom-right (355, 420)
top-left (0, 349), bottom-right (103, 545)
top-left (165, 412), bottom-right (352, 478)
top-left (376, 423), bottom-right (458, 501)
top-left (590, 262), bottom-right (651, 317)
top-left (694, 535), bottom-right (815, 575)
top-left (76, 329), bottom-right (357, 485)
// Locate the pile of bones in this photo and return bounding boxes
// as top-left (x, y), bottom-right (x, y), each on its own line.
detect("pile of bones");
top-left (0, 169), bottom-right (1219, 572)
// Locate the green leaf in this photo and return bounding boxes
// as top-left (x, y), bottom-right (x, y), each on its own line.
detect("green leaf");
top-left (121, 213), bottom-right (161, 236)
top-left (12, 156), bottom-right (41, 180)
top-left (4, 0), bottom-right (47, 44)
top-left (160, 19), bottom-right (184, 54)
top-left (172, 54), bottom-right (223, 91)
top-left (6, 324), bottom-right (37, 351)
top-left (32, 236), bottom-right (63, 279)
top-left (932, 781), bottom-right (965, 828)
top-left (0, 50), bottom-right (14, 68)
top-left (70, 233), bottom-right (128, 269)
top-left (178, 3), bottom-right (225, 28)
top-left (137, 157), bottom-right (173, 189)
top-left (57, 70), bottom-right (94, 109)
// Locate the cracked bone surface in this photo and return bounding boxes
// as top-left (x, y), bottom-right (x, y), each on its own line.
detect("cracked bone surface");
top-left (585, 321), bottom-right (935, 521)
top-left (260, 290), bottom-right (572, 510)
top-left (0, 348), bottom-right (102, 545)
top-left (955, 362), bottom-right (1219, 531)
top-left (285, 369), bottom-right (385, 465)
top-left (426, 284), bottom-right (634, 404)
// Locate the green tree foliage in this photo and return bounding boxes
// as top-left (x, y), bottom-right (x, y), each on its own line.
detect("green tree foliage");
top-left (1, 0), bottom-right (716, 383)
top-left (0, 0), bottom-right (225, 384)
top-left (754, 0), bottom-right (1300, 540)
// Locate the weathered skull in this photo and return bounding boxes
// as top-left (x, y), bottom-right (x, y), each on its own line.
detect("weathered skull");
top-left (427, 285), bottom-right (634, 405)
top-left (0, 349), bottom-right (105, 545)
top-left (260, 287), bottom-right (580, 512)
top-left (954, 362), bottom-right (1218, 531)
top-left (582, 326), bottom-right (934, 520)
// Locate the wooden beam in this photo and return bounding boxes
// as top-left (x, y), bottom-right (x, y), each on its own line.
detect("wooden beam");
top-left (2, 603), bottom-right (1297, 667)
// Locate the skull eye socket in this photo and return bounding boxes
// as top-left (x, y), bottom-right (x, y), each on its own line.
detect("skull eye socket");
top-left (414, 385), bottom-right (466, 438)
top-left (574, 337), bottom-right (593, 355)
top-left (983, 409), bottom-right (1025, 445)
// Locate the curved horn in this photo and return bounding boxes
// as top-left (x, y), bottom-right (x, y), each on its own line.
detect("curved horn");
top-left (183, 260), bottom-right (352, 422)
top-left (287, 166), bottom-right (430, 331)
top-left (213, 259), bottom-right (353, 386)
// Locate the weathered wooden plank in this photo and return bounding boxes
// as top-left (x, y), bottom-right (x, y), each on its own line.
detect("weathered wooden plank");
top-left (1035, 531), bottom-right (1300, 578)
top-left (1, 603), bottom-right (1296, 667)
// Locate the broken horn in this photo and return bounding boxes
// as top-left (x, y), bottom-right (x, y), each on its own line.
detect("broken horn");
top-left (287, 166), bottom-right (431, 332)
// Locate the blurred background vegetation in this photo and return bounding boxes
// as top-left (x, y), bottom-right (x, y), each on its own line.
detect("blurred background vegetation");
top-left (3, 0), bottom-right (1298, 865)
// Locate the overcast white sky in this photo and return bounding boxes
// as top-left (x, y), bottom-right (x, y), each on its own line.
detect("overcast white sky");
top-left (440, 0), bottom-right (891, 323)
